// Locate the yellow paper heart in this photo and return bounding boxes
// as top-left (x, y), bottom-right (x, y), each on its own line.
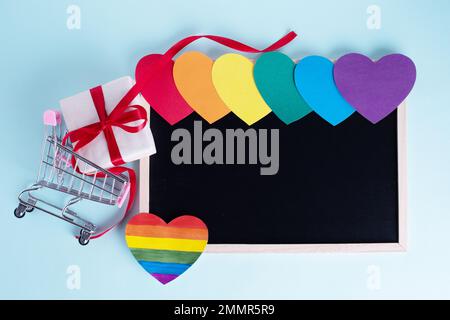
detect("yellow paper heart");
top-left (212, 53), bottom-right (272, 125)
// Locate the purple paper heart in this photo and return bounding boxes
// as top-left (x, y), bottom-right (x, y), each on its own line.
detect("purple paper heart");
top-left (334, 53), bottom-right (416, 124)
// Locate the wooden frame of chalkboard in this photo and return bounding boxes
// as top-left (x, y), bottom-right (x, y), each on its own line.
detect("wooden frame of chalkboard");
top-left (139, 103), bottom-right (407, 253)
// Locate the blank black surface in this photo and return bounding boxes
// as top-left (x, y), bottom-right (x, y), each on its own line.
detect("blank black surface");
top-left (149, 111), bottom-right (399, 244)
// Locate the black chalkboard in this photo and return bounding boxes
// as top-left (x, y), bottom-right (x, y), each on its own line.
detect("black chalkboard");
top-left (146, 108), bottom-right (402, 247)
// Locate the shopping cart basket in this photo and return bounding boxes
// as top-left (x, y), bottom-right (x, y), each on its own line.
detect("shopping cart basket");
top-left (14, 110), bottom-right (130, 245)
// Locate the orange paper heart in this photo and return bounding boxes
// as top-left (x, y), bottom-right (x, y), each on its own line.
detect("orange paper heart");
top-left (173, 51), bottom-right (230, 124)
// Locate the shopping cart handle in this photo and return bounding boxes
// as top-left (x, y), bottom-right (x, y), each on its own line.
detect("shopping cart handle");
top-left (117, 182), bottom-right (131, 209)
top-left (43, 109), bottom-right (61, 126)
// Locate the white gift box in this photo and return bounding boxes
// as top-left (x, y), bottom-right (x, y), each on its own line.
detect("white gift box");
top-left (60, 76), bottom-right (156, 172)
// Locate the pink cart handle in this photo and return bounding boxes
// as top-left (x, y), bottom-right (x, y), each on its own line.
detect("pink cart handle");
top-left (43, 109), bottom-right (61, 126)
top-left (117, 182), bottom-right (131, 208)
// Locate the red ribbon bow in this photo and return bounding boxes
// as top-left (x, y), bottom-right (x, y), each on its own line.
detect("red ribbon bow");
top-left (64, 86), bottom-right (148, 166)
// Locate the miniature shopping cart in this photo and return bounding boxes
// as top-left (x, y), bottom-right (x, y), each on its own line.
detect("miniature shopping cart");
top-left (14, 110), bottom-right (130, 246)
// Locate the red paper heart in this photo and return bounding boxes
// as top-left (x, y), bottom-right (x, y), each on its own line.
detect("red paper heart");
top-left (135, 54), bottom-right (193, 125)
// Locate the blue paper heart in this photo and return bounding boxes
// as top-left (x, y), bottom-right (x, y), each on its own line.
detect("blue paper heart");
top-left (294, 56), bottom-right (355, 125)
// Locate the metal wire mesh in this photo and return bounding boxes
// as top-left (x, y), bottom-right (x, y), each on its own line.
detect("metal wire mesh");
top-left (36, 125), bottom-right (129, 206)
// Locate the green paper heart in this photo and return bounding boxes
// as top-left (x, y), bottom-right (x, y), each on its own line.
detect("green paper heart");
top-left (254, 52), bottom-right (312, 124)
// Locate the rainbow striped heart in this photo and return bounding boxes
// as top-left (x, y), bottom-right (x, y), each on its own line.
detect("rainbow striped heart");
top-left (125, 213), bottom-right (208, 284)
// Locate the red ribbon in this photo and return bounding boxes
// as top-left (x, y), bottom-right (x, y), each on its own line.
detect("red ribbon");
top-left (87, 166), bottom-right (136, 239)
top-left (62, 31), bottom-right (298, 239)
top-left (163, 31), bottom-right (298, 58)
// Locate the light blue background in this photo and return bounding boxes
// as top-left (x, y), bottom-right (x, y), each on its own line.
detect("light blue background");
top-left (0, 0), bottom-right (449, 299)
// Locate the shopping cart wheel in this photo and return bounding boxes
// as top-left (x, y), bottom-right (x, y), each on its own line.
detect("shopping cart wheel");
top-left (14, 204), bottom-right (27, 218)
top-left (26, 207), bottom-right (34, 213)
top-left (78, 230), bottom-right (91, 246)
